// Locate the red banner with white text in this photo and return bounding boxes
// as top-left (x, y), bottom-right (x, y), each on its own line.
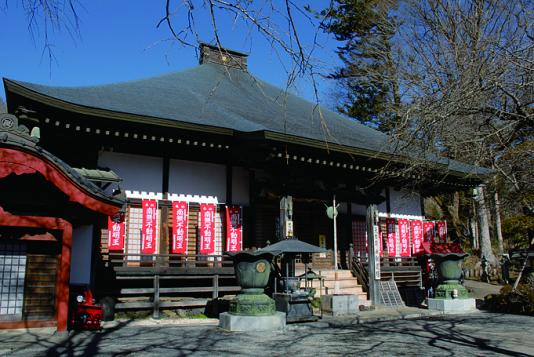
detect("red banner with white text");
top-left (225, 206), bottom-right (243, 252)
top-left (386, 218), bottom-right (397, 257)
top-left (437, 221), bottom-right (447, 243)
top-left (141, 199), bottom-right (157, 254)
top-left (107, 216), bottom-right (124, 251)
top-left (398, 219), bottom-right (410, 257)
top-left (199, 203), bottom-right (216, 254)
top-left (423, 221), bottom-right (435, 243)
top-left (172, 201), bottom-right (189, 254)
top-left (411, 220), bottom-right (424, 255)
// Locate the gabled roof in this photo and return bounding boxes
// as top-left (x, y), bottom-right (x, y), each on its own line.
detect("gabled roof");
top-left (3, 63), bottom-right (492, 177)
top-left (0, 114), bottom-right (125, 215)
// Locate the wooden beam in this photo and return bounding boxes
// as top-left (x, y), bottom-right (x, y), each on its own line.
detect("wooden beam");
top-left (385, 187), bottom-right (391, 214)
top-left (162, 157), bottom-right (170, 194)
top-left (226, 165), bottom-right (233, 205)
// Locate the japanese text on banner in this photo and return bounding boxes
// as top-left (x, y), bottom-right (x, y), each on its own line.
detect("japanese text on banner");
top-left (225, 206), bottom-right (242, 252)
top-left (423, 221), bottom-right (435, 243)
top-left (398, 219), bottom-right (410, 257)
top-left (172, 201), bottom-right (189, 254)
top-left (437, 221), bottom-right (447, 243)
top-left (141, 199), bottom-right (158, 254)
top-left (199, 203), bottom-right (216, 254)
top-left (411, 220), bottom-right (424, 255)
top-left (107, 215), bottom-right (124, 251)
top-left (386, 218), bottom-right (397, 257)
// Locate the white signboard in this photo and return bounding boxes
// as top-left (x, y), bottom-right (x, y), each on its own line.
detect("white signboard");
top-left (373, 225), bottom-right (381, 280)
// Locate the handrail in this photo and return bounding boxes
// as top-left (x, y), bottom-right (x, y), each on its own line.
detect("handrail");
top-left (108, 252), bottom-right (234, 269)
top-left (350, 255), bottom-right (369, 292)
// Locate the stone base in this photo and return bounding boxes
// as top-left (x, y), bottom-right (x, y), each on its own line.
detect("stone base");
top-left (321, 294), bottom-right (358, 316)
top-left (435, 283), bottom-right (469, 299)
top-left (219, 312), bottom-right (286, 332)
top-left (229, 293), bottom-right (275, 316)
top-left (428, 298), bottom-right (477, 313)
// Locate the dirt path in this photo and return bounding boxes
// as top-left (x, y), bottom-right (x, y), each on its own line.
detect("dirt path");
top-left (464, 279), bottom-right (502, 299)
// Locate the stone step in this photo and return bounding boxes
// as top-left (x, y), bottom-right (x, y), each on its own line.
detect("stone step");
top-left (322, 279), bottom-right (360, 289)
top-left (317, 270), bottom-right (354, 279)
top-left (307, 281), bottom-right (365, 294)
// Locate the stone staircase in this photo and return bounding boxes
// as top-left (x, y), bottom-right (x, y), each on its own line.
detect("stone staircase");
top-left (296, 269), bottom-right (369, 304)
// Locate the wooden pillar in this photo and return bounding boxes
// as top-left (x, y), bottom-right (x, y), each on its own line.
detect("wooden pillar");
top-left (162, 157), bottom-right (170, 194)
top-left (385, 187), bottom-right (391, 214)
top-left (248, 170), bottom-right (256, 247)
top-left (366, 205), bottom-right (380, 305)
top-left (159, 205), bottom-right (169, 256)
top-left (347, 202), bottom-right (353, 250)
top-left (55, 220), bottom-right (72, 333)
top-left (153, 275), bottom-right (160, 319)
top-left (226, 165), bottom-right (233, 205)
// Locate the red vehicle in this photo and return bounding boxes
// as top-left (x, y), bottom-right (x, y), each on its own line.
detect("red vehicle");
top-left (71, 288), bottom-right (103, 330)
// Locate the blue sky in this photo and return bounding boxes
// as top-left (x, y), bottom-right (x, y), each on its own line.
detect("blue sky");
top-left (0, 1), bottom-right (342, 107)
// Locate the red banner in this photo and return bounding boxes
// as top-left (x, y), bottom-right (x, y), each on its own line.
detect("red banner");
top-left (172, 201), bottom-right (189, 254)
top-left (107, 216), bottom-right (124, 251)
top-left (411, 220), bottom-right (424, 255)
top-left (398, 219), bottom-right (410, 257)
top-left (386, 218), bottom-right (397, 257)
top-left (226, 206), bottom-right (243, 252)
top-left (437, 221), bottom-right (447, 243)
top-left (141, 199), bottom-right (157, 254)
top-left (423, 221), bottom-right (435, 243)
top-left (199, 203), bottom-right (216, 254)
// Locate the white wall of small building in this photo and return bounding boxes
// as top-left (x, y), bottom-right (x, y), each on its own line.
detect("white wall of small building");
top-left (169, 159), bottom-right (226, 201)
top-left (98, 151), bottom-right (163, 193)
top-left (97, 151), bottom-right (250, 205)
top-left (70, 225), bottom-right (93, 285)
top-left (348, 188), bottom-right (422, 218)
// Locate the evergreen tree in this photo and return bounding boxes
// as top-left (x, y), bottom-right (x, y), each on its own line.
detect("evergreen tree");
top-left (322, 0), bottom-right (400, 131)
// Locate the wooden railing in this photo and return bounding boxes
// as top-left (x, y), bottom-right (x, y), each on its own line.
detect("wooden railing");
top-left (104, 253), bottom-right (239, 318)
top-left (108, 253), bottom-right (235, 274)
top-left (350, 251), bottom-right (422, 289)
top-left (114, 274), bottom-right (240, 318)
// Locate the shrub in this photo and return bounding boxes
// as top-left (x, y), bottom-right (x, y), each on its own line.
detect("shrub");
top-left (484, 284), bottom-right (534, 315)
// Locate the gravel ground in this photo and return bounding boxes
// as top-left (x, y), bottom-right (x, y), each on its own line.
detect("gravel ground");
top-left (0, 313), bottom-right (532, 356)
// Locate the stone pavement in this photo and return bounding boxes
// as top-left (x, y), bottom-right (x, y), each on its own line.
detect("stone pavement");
top-left (0, 311), bottom-right (533, 356)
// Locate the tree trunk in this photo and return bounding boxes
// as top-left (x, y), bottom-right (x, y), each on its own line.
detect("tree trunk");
top-left (470, 201), bottom-right (479, 250)
top-left (475, 185), bottom-right (498, 266)
top-left (494, 190), bottom-right (504, 256)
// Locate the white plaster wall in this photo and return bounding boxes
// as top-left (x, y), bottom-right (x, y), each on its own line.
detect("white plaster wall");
top-left (232, 166), bottom-right (249, 206)
top-left (169, 159), bottom-right (226, 202)
top-left (70, 225), bottom-right (93, 285)
top-left (389, 188), bottom-right (422, 216)
top-left (98, 151), bottom-right (163, 193)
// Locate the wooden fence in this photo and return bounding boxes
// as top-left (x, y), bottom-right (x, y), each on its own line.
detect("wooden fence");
top-left (103, 253), bottom-right (239, 318)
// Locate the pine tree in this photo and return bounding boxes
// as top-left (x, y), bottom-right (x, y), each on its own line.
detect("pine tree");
top-left (322, 0), bottom-right (400, 131)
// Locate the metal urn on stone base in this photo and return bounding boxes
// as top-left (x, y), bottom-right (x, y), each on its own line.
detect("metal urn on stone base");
top-left (427, 245), bottom-right (477, 313)
top-left (219, 251), bottom-right (286, 331)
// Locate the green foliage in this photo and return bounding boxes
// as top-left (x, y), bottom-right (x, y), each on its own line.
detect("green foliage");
top-left (484, 284), bottom-right (534, 315)
top-left (321, 0), bottom-right (399, 131)
top-left (502, 216), bottom-right (534, 250)
top-left (188, 313), bottom-right (208, 319)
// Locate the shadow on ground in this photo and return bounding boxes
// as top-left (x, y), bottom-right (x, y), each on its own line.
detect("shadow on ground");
top-left (0, 314), bottom-right (532, 356)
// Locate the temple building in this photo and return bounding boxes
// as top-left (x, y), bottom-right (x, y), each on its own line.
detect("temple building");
top-left (1, 44), bottom-right (490, 328)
